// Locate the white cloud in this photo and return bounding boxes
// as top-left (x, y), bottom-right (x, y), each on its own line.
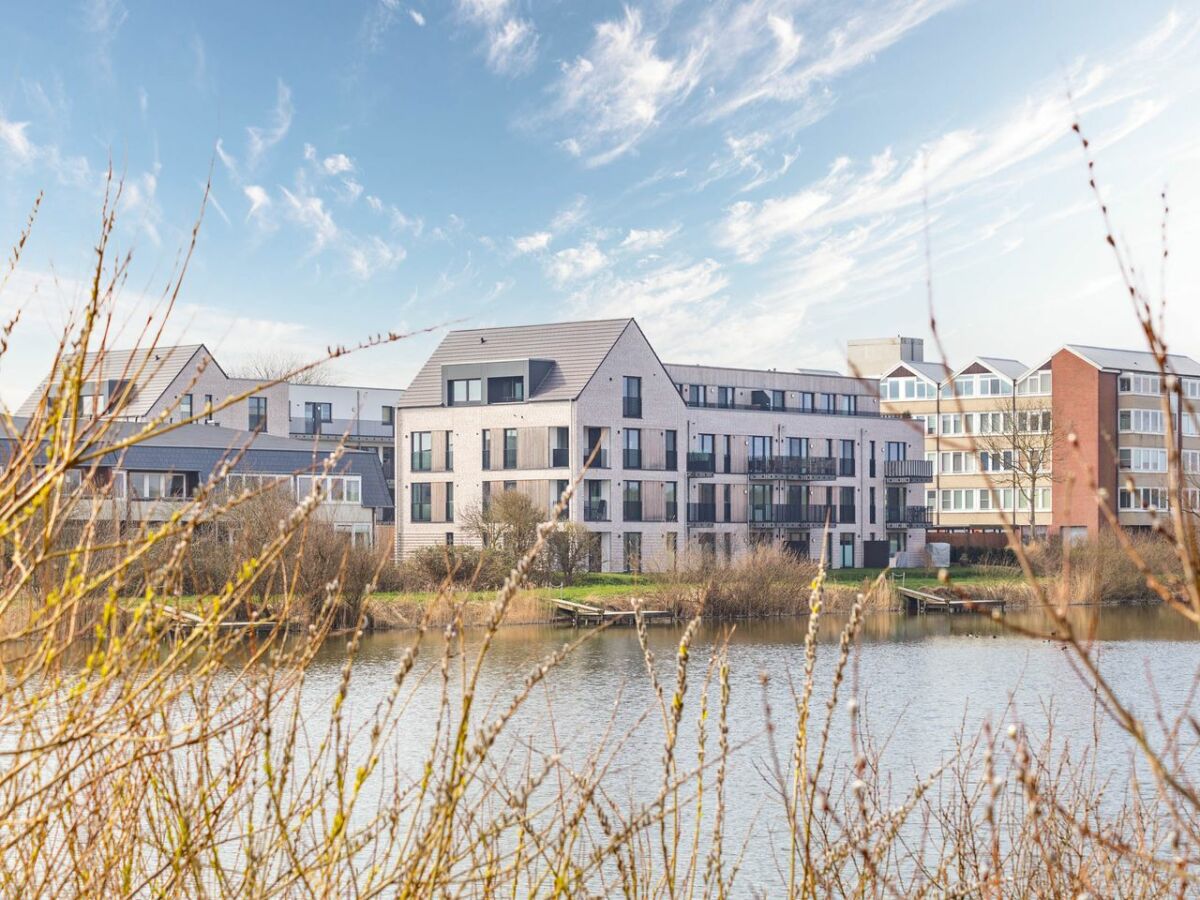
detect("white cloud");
top-left (82, 0), bottom-right (128, 77)
top-left (409, 9), bottom-right (426, 27)
top-left (119, 169), bottom-right (163, 246)
top-left (0, 113), bottom-right (34, 162)
top-left (550, 196), bottom-right (587, 233)
top-left (546, 242), bottom-right (607, 284)
top-left (246, 79), bottom-right (294, 169)
top-left (322, 152), bottom-right (355, 175)
top-left (280, 186), bottom-right (338, 251)
top-left (553, 8), bottom-right (704, 166)
top-left (514, 231), bottom-right (551, 254)
top-left (349, 236), bottom-right (406, 279)
top-left (456, 0), bottom-right (538, 75)
top-left (365, 194), bottom-right (384, 212)
top-left (620, 226), bottom-right (679, 252)
top-left (244, 185), bottom-right (271, 220)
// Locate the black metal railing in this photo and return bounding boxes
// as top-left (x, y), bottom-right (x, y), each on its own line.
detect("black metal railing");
top-left (551, 447), bottom-right (570, 468)
top-left (746, 456), bottom-right (838, 479)
top-left (687, 452), bottom-right (716, 475)
top-left (838, 504), bottom-right (856, 524)
top-left (582, 448), bottom-right (609, 469)
top-left (584, 501), bottom-right (609, 522)
top-left (886, 505), bottom-right (933, 526)
top-left (747, 504), bottom-right (838, 526)
top-left (623, 500), bottom-right (643, 522)
top-left (684, 399), bottom-right (890, 419)
top-left (687, 502), bottom-right (716, 524)
top-left (665, 451), bottom-right (678, 471)
top-left (884, 459), bottom-right (934, 482)
top-left (838, 458), bottom-right (856, 477)
top-left (623, 449), bottom-right (642, 469)
top-left (623, 396), bottom-right (642, 418)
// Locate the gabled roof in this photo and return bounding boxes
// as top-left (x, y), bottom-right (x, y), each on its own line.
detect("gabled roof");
top-left (15, 344), bottom-right (214, 418)
top-left (975, 357), bottom-right (1028, 380)
top-left (879, 360), bottom-right (947, 384)
top-left (1056, 344), bottom-right (1200, 377)
top-left (398, 318), bottom-right (635, 408)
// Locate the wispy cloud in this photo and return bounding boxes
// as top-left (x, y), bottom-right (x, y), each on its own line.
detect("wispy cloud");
top-left (81, 0), bottom-right (128, 78)
top-left (349, 235), bottom-right (406, 279)
top-left (620, 226), bottom-right (679, 252)
top-left (513, 231), bottom-right (551, 254)
top-left (246, 79), bottom-right (294, 170)
top-left (546, 242), bottom-right (607, 285)
top-left (0, 107), bottom-right (91, 186)
top-left (280, 185), bottom-right (338, 251)
top-left (409, 8), bottom-right (425, 27)
top-left (0, 113), bottom-right (35, 162)
top-left (243, 185), bottom-right (272, 221)
top-left (456, 0), bottom-right (538, 75)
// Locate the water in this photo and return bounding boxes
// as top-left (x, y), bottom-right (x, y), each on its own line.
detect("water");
top-left (301, 604), bottom-right (1200, 890)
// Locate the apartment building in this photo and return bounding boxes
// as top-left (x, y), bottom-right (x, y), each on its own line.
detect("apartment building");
top-left (394, 319), bottom-right (932, 572)
top-left (865, 336), bottom-right (1200, 543)
top-left (2, 419), bottom-right (393, 545)
top-left (16, 345), bottom-right (290, 437)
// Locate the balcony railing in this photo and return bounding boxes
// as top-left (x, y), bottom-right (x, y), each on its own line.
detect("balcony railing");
top-left (886, 505), bottom-right (933, 527)
top-left (584, 501), bottom-right (609, 522)
top-left (748, 504), bottom-right (838, 526)
top-left (838, 504), bottom-right (856, 524)
top-left (687, 452), bottom-right (716, 476)
top-left (884, 459), bottom-right (934, 483)
top-left (684, 399), bottom-right (891, 419)
top-left (623, 449), bottom-right (642, 469)
top-left (582, 448), bottom-right (609, 469)
top-left (623, 500), bottom-right (643, 522)
top-left (687, 502), bottom-right (716, 525)
top-left (747, 456), bottom-right (838, 480)
top-left (838, 458), bottom-right (856, 477)
top-left (551, 447), bottom-right (570, 468)
top-left (623, 396), bottom-right (642, 418)
top-left (665, 451), bottom-right (678, 471)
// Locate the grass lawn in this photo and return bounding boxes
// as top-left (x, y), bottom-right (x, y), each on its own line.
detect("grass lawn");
top-left (823, 565), bottom-right (1026, 588)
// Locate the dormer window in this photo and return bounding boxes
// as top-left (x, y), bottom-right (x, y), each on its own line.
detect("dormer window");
top-left (447, 378), bottom-right (481, 405)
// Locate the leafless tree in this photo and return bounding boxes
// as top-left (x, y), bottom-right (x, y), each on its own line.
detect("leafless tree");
top-left (230, 350), bottom-right (337, 385)
top-left (460, 491), bottom-right (542, 559)
top-left (975, 397), bottom-right (1061, 541)
top-left (545, 522), bottom-right (596, 585)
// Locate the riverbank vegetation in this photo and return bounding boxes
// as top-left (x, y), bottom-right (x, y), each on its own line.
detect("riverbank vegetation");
top-left (3, 150), bottom-right (1200, 895)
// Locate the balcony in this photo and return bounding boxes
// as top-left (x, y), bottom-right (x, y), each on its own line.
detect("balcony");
top-left (584, 501), bottom-right (609, 522)
top-left (623, 396), bottom-right (642, 418)
top-left (687, 452), bottom-right (716, 477)
top-left (886, 505), bottom-right (933, 527)
top-left (687, 502), bottom-right (716, 525)
top-left (290, 416), bottom-right (395, 441)
top-left (748, 504), bottom-right (838, 527)
top-left (623, 500), bottom-right (643, 522)
top-left (747, 456), bottom-right (838, 480)
top-left (551, 447), bottom-right (570, 468)
top-left (884, 459), bottom-right (934, 484)
top-left (582, 448), bottom-right (609, 469)
top-left (684, 399), bottom-right (890, 419)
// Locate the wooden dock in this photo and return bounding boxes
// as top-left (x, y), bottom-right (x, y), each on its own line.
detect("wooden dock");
top-left (899, 587), bottom-right (1005, 615)
top-left (158, 605), bottom-right (279, 632)
top-left (551, 598), bottom-right (674, 627)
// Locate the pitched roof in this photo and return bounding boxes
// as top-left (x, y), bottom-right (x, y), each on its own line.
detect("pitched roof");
top-left (1060, 344), bottom-right (1200, 377)
top-left (15, 344), bottom-right (213, 418)
top-left (975, 357), bottom-right (1028, 380)
top-left (880, 360), bottom-right (947, 383)
top-left (398, 318), bottom-right (634, 408)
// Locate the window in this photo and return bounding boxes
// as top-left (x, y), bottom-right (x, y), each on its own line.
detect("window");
top-left (771, 389), bottom-right (785, 410)
top-left (839, 486), bottom-right (855, 523)
top-left (869, 486), bottom-right (877, 524)
top-left (940, 414), bottom-right (963, 435)
top-left (411, 483), bottom-right (432, 522)
top-left (624, 428), bottom-right (642, 469)
top-left (623, 532), bottom-right (642, 573)
top-left (382, 406), bottom-right (394, 425)
top-left (1119, 447), bottom-right (1167, 472)
top-left (482, 430), bottom-right (492, 469)
top-left (304, 402), bottom-right (332, 434)
top-left (687, 384), bottom-right (706, 407)
top-left (1016, 410), bottom-right (1052, 433)
top-left (225, 472), bottom-right (288, 494)
top-left (1018, 371), bottom-right (1052, 395)
top-left (130, 472), bottom-right (188, 500)
top-left (818, 393), bottom-right (835, 413)
top-left (503, 428), bottom-right (517, 469)
top-left (203, 394), bottom-right (214, 423)
top-left (488, 376), bottom-right (525, 403)
top-left (940, 451), bottom-right (974, 474)
top-left (1119, 374), bottom-right (1161, 395)
top-left (624, 376), bottom-right (643, 417)
top-left (179, 393), bottom-right (193, 420)
top-left (445, 431), bottom-right (454, 470)
top-left (411, 432), bottom-right (432, 471)
top-left (1118, 487), bottom-right (1168, 511)
top-left (1118, 409), bottom-right (1164, 434)
top-left (448, 378), bottom-right (482, 405)
top-left (665, 430), bottom-right (678, 470)
top-left (248, 396), bottom-right (268, 432)
top-left (551, 426), bottom-right (570, 468)
top-left (797, 392), bottom-right (814, 412)
top-left (296, 475), bottom-right (362, 504)
top-left (446, 531), bottom-right (455, 546)
top-left (839, 440), bottom-right (855, 477)
top-left (840, 394), bottom-right (857, 415)
top-left (445, 482), bottom-right (454, 522)
top-left (717, 386), bottom-right (734, 408)
top-left (980, 450), bottom-right (1012, 473)
top-left (1184, 450), bottom-right (1200, 474)
top-left (665, 481), bottom-right (678, 522)
top-left (750, 435), bottom-right (772, 464)
top-left (666, 531), bottom-right (677, 563)
top-left (840, 532), bottom-right (854, 568)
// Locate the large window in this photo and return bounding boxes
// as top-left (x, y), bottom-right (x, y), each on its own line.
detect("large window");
top-left (1119, 447), bottom-right (1167, 472)
top-left (665, 430), bottom-right (678, 470)
top-left (1118, 409), bottom-right (1164, 434)
top-left (488, 376), bottom-right (524, 403)
top-left (445, 431), bottom-right (454, 470)
top-left (304, 401), bottom-right (331, 433)
top-left (248, 396), bottom-right (268, 432)
top-left (624, 428), bottom-right (642, 469)
top-left (623, 481), bottom-right (642, 521)
top-left (411, 431), bottom-right (432, 471)
top-left (445, 483), bottom-right (454, 522)
top-left (179, 393), bottom-right (193, 420)
top-left (717, 386), bottom-right (733, 408)
top-left (503, 428), bottom-right (517, 469)
top-left (482, 430), bottom-right (492, 469)
top-left (448, 378), bottom-right (482, 405)
top-left (296, 475), bottom-right (362, 504)
top-left (665, 481), bottom-right (677, 522)
top-left (129, 471), bottom-right (188, 500)
top-left (411, 483), bottom-right (432, 522)
top-left (623, 532), bottom-right (642, 574)
top-left (624, 376), bottom-right (643, 417)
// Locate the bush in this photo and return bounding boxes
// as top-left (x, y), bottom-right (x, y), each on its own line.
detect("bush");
top-left (404, 545), bottom-right (511, 590)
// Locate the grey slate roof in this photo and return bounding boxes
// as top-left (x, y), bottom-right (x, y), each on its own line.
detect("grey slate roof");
top-left (976, 357), bottom-right (1028, 380)
top-left (880, 360), bottom-right (948, 383)
top-left (0, 419), bottom-right (392, 510)
top-left (16, 344), bottom-right (212, 418)
top-left (398, 319), bottom-right (634, 408)
top-left (1063, 344), bottom-right (1200, 377)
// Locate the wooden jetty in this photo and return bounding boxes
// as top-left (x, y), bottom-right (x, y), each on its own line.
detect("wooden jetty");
top-left (899, 587), bottom-right (1006, 616)
top-left (158, 605), bottom-right (279, 632)
top-left (551, 598), bottom-right (674, 627)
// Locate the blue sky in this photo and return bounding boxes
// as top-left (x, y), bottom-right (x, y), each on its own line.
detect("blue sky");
top-left (1, 1), bottom-right (1198, 404)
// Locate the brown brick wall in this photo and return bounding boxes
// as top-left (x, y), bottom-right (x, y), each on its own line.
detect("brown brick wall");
top-left (1050, 350), bottom-right (1117, 537)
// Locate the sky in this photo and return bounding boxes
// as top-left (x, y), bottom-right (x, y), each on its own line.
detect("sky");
top-left (1, 1), bottom-right (1199, 406)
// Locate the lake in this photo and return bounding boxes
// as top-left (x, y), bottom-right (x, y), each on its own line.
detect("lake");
top-left (300, 603), bottom-right (1200, 892)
